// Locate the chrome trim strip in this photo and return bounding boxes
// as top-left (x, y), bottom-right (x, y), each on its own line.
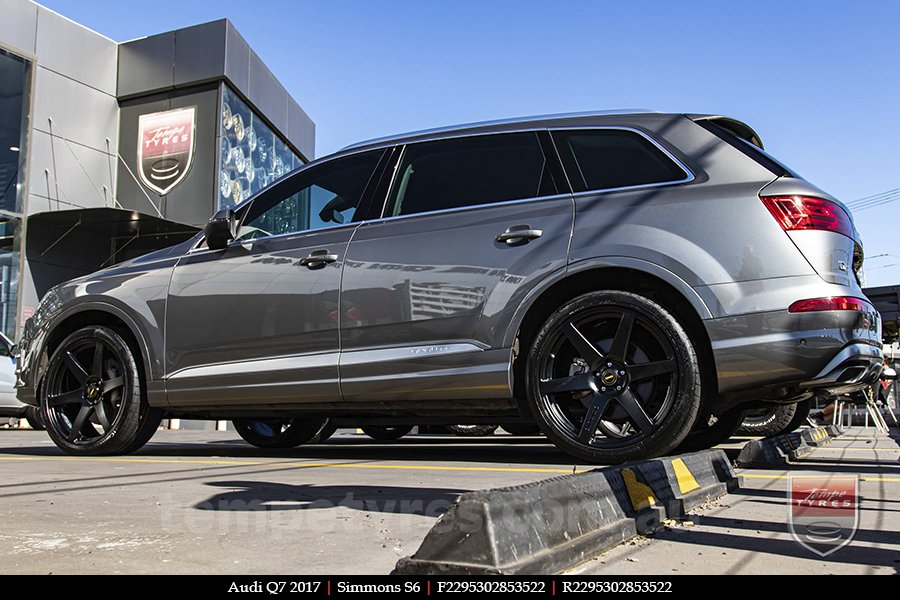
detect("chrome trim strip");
top-left (342, 109), bottom-right (658, 151)
top-left (166, 343), bottom-right (485, 380)
top-left (340, 343), bottom-right (485, 366)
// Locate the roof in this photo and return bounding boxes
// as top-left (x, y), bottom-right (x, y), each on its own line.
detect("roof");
top-left (341, 109), bottom-right (660, 152)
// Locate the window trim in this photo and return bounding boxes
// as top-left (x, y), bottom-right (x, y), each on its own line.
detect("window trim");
top-left (378, 129), bottom-right (558, 220)
top-left (549, 126), bottom-right (695, 196)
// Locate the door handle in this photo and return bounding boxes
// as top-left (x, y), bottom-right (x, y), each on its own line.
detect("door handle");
top-left (496, 225), bottom-right (543, 245)
top-left (299, 250), bottom-right (339, 267)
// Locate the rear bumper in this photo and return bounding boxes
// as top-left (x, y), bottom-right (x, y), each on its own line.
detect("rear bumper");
top-left (799, 342), bottom-right (883, 395)
top-left (706, 307), bottom-right (882, 398)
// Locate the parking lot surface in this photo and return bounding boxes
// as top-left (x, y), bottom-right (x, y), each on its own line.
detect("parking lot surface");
top-left (0, 426), bottom-right (896, 574)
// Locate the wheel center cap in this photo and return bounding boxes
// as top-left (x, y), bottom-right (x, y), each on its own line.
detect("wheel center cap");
top-left (83, 377), bottom-right (102, 405)
top-left (599, 368), bottom-right (619, 386)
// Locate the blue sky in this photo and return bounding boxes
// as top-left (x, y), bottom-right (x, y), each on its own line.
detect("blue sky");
top-left (43, 0), bottom-right (900, 286)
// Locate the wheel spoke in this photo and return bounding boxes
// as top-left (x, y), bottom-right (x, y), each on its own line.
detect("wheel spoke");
top-left (615, 389), bottom-right (654, 432)
top-left (66, 405), bottom-right (94, 442)
top-left (47, 390), bottom-right (83, 407)
top-left (540, 373), bottom-right (594, 395)
top-left (64, 352), bottom-right (89, 385)
top-left (607, 311), bottom-right (635, 361)
top-left (629, 358), bottom-right (676, 382)
top-left (94, 400), bottom-right (112, 431)
top-left (563, 322), bottom-right (604, 363)
top-left (101, 376), bottom-right (125, 394)
top-left (91, 342), bottom-right (104, 377)
top-left (578, 392), bottom-right (611, 443)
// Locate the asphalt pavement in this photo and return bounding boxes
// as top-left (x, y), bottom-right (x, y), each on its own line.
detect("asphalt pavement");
top-left (0, 425), bottom-right (896, 574)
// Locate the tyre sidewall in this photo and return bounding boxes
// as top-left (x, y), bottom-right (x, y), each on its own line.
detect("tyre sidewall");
top-left (41, 326), bottom-right (143, 456)
top-left (526, 291), bottom-right (701, 463)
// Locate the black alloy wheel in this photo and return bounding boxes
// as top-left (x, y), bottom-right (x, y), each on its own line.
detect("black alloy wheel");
top-left (42, 326), bottom-right (161, 455)
top-left (527, 291), bottom-right (701, 463)
top-left (232, 417), bottom-right (328, 449)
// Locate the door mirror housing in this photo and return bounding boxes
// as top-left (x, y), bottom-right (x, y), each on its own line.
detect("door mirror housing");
top-left (205, 209), bottom-right (237, 250)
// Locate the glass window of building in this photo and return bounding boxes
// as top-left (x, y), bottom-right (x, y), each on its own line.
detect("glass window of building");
top-left (218, 86), bottom-right (302, 209)
top-left (0, 48), bottom-right (32, 338)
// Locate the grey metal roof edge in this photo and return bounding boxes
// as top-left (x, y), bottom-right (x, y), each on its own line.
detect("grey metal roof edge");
top-left (341, 109), bottom-right (660, 151)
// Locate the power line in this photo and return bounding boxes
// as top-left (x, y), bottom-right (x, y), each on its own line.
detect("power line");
top-left (845, 187), bottom-right (900, 212)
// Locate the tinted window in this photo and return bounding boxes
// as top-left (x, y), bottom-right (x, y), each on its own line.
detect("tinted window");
top-left (387, 132), bottom-right (552, 217)
top-left (553, 130), bottom-right (687, 193)
top-left (238, 150), bottom-right (382, 240)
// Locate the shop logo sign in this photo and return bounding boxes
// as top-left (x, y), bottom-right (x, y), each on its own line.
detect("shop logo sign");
top-left (788, 474), bottom-right (859, 557)
top-left (137, 107), bottom-right (196, 195)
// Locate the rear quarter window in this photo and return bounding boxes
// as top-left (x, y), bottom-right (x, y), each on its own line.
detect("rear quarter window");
top-left (552, 129), bottom-right (689, 193)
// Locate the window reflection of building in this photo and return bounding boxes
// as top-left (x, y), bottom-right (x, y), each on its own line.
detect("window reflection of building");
top-left (0, 48), bottom-right (31, 338)
top-left (218, 86), bottom-right (302, 209)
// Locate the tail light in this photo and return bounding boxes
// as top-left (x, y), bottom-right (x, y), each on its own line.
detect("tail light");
top-left (761, 195), bottom-right (854, 239)
top-left (788, 296), bottom-right (872, 313)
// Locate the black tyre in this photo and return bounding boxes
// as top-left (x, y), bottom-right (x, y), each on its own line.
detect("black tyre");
top-left (737, 404), bottom-right (797, 437)
top-left (311, 420), bottom-right (339, 443)
top-left (41, 326), bottom-right (155, 455)
top-left (25, 406), bottom-right (46, 431)
top-left (448, 424), bottom-right (498, 437)
top-left (501, 423), bottom-right (542, 436)
top-left (675, 406), bottom-right (747, 453)
top-left (527, 291), bottom-right (701, 464)
top-left (361, 426), bottom-right (413, 441)
top-left (782, 400), bottom-right (812, 433)
top-left (233, 418), bottom-right (327, 448)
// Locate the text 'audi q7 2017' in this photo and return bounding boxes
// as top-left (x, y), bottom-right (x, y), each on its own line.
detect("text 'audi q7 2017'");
top-left (15, 111), bottom-right (883, 463)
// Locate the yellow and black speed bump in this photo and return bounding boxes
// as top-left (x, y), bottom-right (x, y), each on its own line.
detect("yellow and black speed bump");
top-left (735, 426), bottom-right (842, 468)
top-left (393, 449), bottom-right (740, 575)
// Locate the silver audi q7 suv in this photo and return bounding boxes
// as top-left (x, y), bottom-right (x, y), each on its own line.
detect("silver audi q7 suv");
top-left (15, 111), bottom-right (883, 463)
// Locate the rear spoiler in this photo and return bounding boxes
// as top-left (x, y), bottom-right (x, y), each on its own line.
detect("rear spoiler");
top-left (687, 115), bottom-right (765, 150)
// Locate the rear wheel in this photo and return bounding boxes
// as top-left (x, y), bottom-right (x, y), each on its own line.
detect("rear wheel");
top-left (526, 291), bottom-right (701, 464)
top-left (782, 400), bottom-right (812, 433)
top-left (675, 406), bottom-right (747, 453)
top-left (737, 404), bottom-right (797, 437)
top-left (448, 424), bottom-right (498, 437)
top-left (232, 418), bottom-right (327, 448)
top-left (311, 420), bottom-right (339, 443)
top-left (41, 326), bottom-right (154, 455)
top-left (361, 426), bottom-right (413, 441)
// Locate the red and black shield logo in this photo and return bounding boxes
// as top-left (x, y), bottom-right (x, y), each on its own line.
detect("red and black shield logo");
top-left (788, 474), bottom-right (859, 557)
top-left (137, 107), bottom-right (196, 195)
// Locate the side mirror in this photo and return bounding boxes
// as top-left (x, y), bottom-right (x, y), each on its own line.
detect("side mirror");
top-left (205, 209), bottom-right (237, 250)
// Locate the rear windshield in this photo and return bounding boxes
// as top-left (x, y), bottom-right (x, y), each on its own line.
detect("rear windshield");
top-left (697, 120), bottom-right (800, 178)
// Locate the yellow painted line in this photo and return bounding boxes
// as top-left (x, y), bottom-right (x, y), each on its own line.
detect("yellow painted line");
top-left (741, 473), bottom-right (900, 483)
top-left (0, 455), bottom-right (586, 474)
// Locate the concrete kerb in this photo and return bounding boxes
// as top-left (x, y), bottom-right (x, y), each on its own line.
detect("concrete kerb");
top-left (735, 426), bottom-right (843, 468)
top-left (393, 449), bottom-right (740, 575)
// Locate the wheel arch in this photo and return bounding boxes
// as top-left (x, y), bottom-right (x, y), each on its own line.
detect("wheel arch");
top-left (39, 304), bottom-right (159, 404)
top-left (509, 259), bottom-right (717, 415)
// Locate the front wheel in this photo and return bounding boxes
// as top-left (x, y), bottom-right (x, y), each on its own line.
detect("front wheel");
top-left (41, 326), bottom-right (157, 455)
top-left (25, 406), bottom-right (45, 431)
top-left (232, 418), bottom-right (328, 448)
top-left (527, 291), bottom-right (701, 464)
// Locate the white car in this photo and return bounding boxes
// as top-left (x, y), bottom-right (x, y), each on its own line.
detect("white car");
top-left (0, 332), bottom-right (43, 429)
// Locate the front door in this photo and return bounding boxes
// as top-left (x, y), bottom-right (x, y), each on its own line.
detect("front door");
top-left (339, 131), bottom-right (573, 403)
top-left (165, 149), bottom-right (384, 407)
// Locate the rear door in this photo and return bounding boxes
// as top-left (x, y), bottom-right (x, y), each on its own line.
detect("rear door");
top-left (339, 131), bottom-right (574, 403)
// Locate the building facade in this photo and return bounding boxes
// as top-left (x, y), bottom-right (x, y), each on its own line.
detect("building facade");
top-left (0, 0), bottom-right (314, 340)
